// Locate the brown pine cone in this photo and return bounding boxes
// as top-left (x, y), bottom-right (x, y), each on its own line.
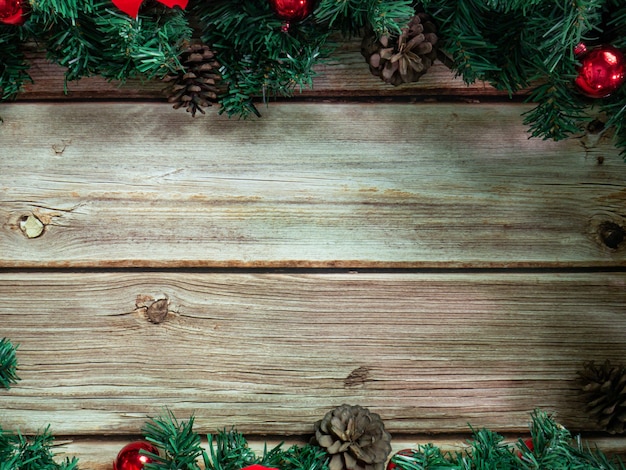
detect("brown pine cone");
top-left (579, 360), bottom-right (626, 434)
top-left (361, 14), bottom-right (438, 86)
top-left (313, 404), bottom-right (391, 470)
top-left (163, 43), bottom-right (224, 117)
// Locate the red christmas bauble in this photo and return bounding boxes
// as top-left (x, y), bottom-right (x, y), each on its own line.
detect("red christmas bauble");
top-left (386, 449), bottom-right (416, 470)
top-left (269, 0), bottom-right (314, 22)
top-left (0, 0), bottom-right (26, 25)
top-left (575, 44), bottom-right (626, 98)
top-left (113, 441), bottom-right (159, 470)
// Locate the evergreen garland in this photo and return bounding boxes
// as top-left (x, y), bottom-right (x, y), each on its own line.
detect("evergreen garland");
top-left (390, 410), bottom-right (626, 469)
top-left (2, 0), bottom-right (626, 155)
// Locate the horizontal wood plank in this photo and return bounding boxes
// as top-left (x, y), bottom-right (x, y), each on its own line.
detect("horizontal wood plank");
top-left (18, 40), bottom-right (505, 100)
top-left (1, 271), bottom-right (625, 435)
top-left (1, 102), bottom-right (624, 268)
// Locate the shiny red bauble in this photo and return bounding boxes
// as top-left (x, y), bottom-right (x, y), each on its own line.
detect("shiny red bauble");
top-left (113, 441), bottom-right (159, 470)
top-left (575, 44), bottom-right (626, 98)
top-left (269, 0), bottom-right (314, 22)
top-left (0, 0), bottom-right (26, 25)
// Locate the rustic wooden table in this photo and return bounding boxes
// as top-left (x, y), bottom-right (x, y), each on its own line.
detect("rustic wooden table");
top-left (1, 40), bottom-right (626, 469)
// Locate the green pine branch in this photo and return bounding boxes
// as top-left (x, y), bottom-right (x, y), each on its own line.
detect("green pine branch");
top-left (0, 337), bottom-right (20, 389)
top-left (142, 409), bottom-right (205, 470)
top-left (0, 30), bottom-right (31, 101)
top-left (389, 410), bottom-right (626, 470)
top-left (314, 0), bottom-right (413, 37)
top-left (194, 0), bottom-right (332, 118)
top-left (0, 425), bottom-right (79, 470)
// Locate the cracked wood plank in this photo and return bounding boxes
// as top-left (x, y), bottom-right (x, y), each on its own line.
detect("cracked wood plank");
top-left (1, 102), bottom-right (624, 268)
top-left (1, 271), bottom-right (625, 436)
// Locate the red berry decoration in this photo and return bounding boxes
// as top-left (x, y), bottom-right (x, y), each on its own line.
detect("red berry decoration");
top-left (113, 441), bottom-right (159, 470)
top-left (575, 44), bottom-right (626, 98)
top-left (386, 449), bottom-right (416, 470)
top-left (0, 0), bottom-right (26, 25)
top-left (269, 0), bottom-right (314, 22)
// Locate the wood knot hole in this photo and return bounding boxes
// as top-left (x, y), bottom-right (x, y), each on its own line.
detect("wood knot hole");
top-left (599, 221), bottom-right (625, 249)
top-left (19, 214), bottom-right (45, 238)
top-left (344, 366), bottom-right (370, 388)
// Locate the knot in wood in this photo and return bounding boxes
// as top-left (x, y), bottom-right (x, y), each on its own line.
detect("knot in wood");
top-left (146, 298), bottom-right (169, 324)
top-left (598, 221), bottom-right (625, 250)
top-left (19, 214), bottom-right (45, 238)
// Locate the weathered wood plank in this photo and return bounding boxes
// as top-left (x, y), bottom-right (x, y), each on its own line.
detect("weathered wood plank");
top-left (18, 40), bottom-right (503, 100)
top-left (1, 272), bottom-right (625, 435)
top-left (1, 102), bottom-right (624, 268)
top-left (52, 436), bottom-right (626, 470)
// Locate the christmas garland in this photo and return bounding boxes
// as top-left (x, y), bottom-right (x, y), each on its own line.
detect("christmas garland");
top-left (2, 336), bottom-right (626, 469)
top-left (1, 1), bottom-right (626, 155)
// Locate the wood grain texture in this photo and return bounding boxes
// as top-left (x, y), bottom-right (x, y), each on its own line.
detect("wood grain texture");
top-left (1, 271), bottom-right (625, 436)
top-left (1, 102), bottom-right (624, 268)
top-left (17, 39), bottom-right (506, 100)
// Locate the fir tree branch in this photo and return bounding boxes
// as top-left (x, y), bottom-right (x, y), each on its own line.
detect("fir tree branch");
top-left (194, 0), bottom-right (331, 118)
top-left (0, 425), bottom-right (79, 470)
top-left (522, 73), bottom-right (589, 141)
top-left (205, 428), bottom-right (260, 470)
top-left (0, 30), bottom-right (31, 101)
top-left (142, 409), bottom-right (205, 470)
top-left (391, 410), bottom-right (626, 470)
top-left (0, 337), bottom-right (20, 389)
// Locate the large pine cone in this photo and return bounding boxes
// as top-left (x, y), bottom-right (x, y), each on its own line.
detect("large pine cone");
top-left (579, 360), bottom-right (626, 434)
top-left (361, 14), bottom-right (438, 86)
top-left (313, 404), bottom-right (391, 470)
top-left (163, 43), bottom-right (224, 117)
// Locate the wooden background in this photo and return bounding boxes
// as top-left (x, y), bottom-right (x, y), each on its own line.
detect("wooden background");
top-left (1, 38), bottom-right (626, 468)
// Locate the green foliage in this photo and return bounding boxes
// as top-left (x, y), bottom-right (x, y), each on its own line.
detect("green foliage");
top-left (389, 410), bottom-right (626, 470)
top-left (143, 410), bottom-right (205, 470)
top-left (142, 409), bottom-right (329, 470)
top-left (0, 29), bottom-right (31, 100)
top-left (193, 0), bottom-right (332, 118)
top-left (314, 0), bottom-right (413, 37)
top-left (0, 337), bottom-right (20, 389)
top-left (0, 425), bottom-right (79, 470)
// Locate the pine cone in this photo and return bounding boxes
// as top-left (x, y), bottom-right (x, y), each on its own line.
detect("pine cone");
top-left (579, 360), bottom-right (626, 434)
top-left (361, 14), bottom-right (438, 86)
top-left (313, 404), bottom-right (391, 470)
top-left (163, 43), bottom-right (224, 117)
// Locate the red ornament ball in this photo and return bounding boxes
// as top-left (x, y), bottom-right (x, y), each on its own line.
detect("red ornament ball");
top-left (0, 0), bottom-right (26, 25)
top-left (113, 441), bottom-right (159, 470)
top-left (575, 44), bottom-right (626, 98)
top-left (386, 449), bottom-right (416, 470)
top-left (269, 0), bottom-right (314, 22)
